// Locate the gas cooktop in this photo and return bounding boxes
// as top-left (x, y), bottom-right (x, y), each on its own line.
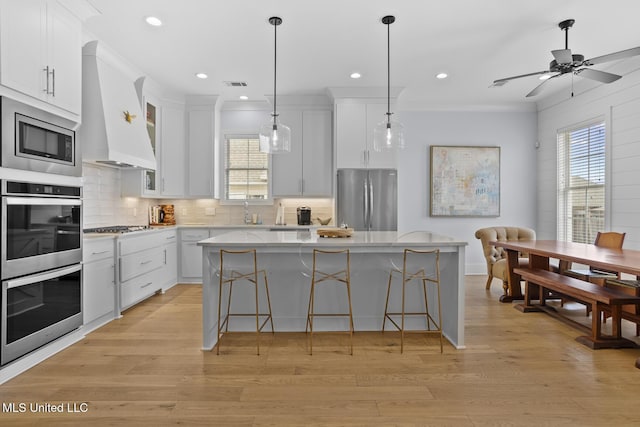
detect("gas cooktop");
top-left (83, 225), bottom-right (151, 234)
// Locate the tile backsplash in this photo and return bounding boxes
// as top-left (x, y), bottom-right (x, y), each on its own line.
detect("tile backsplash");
top-left (82, 163), bottom-right (334, 228)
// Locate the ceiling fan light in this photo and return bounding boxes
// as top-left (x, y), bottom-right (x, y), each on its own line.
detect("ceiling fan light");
top-left (145, 16), bottom-right (163, 27)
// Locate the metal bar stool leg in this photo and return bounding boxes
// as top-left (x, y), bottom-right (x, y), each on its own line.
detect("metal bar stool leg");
top-left (215, 249), bottom-right (274, 356)
top-left (305, 248), bottom-right (353, 355)
top-left (383, 249), bottom-right (443, 354)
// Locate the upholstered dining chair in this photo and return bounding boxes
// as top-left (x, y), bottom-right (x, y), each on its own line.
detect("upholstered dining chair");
top-left (475, 226), bottom-right (536, 296)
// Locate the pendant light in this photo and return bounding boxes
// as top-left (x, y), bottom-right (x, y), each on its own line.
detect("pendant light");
top-left (259, 16), bottom-right (291, 153)
top-left (373, 15), bottom-right (405, 152)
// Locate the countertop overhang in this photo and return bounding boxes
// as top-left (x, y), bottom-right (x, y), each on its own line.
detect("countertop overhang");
top-left (197, 230), bottom-right (468, 249)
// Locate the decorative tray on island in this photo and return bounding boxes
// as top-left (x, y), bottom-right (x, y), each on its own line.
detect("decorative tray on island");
top-left (317, 227), bottom-right (354, 238)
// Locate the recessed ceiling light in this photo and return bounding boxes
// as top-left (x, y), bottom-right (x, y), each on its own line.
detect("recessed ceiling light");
top-left (350, 72), bottom-right (362, 79)
top-left (539, 73), bottom-right (553, 80)
top-left (239, 95), bottom-right (249, 100)
top-left (145, 16), bottom-right (163, 27)
top-left (195, 73), bottom-right (208, 79)
top-left (436, 72), bottom-right (448, 79)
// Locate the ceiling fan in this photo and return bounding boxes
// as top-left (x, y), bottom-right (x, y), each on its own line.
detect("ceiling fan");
top-left (492, 19), bottom-right (640, 97)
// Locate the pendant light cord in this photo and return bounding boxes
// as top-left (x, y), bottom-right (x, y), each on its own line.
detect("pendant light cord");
top-left (386, 19), bottom-right (391, 123)
top-left (273, 19), bottom-right (278, 124)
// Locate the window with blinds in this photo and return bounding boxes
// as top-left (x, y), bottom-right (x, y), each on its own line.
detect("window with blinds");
top-left (557, 121), bottom-right (605, 243)
top-left (225, 136), bottom-right (269, 200)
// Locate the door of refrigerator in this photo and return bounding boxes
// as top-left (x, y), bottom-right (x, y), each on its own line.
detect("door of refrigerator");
top-left (337, 169), bottom-right (368, 231)
top-left (368, 169), bottom-right (397, 231)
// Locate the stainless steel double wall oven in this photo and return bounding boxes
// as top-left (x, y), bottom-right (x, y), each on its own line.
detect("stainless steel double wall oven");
top-left (1, 180), bottom-right (83, 365)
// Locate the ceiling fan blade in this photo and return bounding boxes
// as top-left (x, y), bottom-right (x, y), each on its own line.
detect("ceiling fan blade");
top-left (492, 70), bottom-right (550, 86)
top-left (586, 46), bottom-right (640, 65)
top-left (525, 73), bottom-right (562, 98)
top-left (552, 49), bottom-right (573, 64)
top-left (575, 68), bottom-right (622, 83)
top-left (525, 79), bottom-right (551, 97)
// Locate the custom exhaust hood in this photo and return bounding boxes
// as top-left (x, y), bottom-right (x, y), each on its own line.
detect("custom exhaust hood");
top-left (79, 40), bottom-right (156, 170)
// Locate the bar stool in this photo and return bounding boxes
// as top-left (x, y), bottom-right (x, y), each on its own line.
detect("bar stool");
top-left (216, 249), bottom-right (274, 355)
top-left (383, 249), bottom-right (443, 353)
top-left (306, 248), bottom-right (354, 355)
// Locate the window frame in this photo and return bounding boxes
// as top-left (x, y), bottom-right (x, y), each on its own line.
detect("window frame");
top-left (557, 119), bottom-right (606, 243)
top-left (221, 134), bottom-right (272, 205)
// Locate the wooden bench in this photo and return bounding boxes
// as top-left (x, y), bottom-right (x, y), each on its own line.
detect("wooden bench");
top-left (513, 267), bottom-right (640, 349)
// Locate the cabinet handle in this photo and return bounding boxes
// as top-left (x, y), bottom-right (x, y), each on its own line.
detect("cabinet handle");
top-left (140, 260), bottom-right (152, 265)
top-left (43, 66), bottom-right (50, 94)
top-left (166, 235), bottom-right (176, 240)
top-left (51, 68), bottom-right (56, 97)
top-left (92, 250), bottom-right (110, 255)
top-left (162, 178), bottom-right (166, 192)
top-left (141, 282), bottom-right (153, 289)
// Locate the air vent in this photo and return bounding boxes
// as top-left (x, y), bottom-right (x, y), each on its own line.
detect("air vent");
top-left (224, 81), bottom-right (248, 87)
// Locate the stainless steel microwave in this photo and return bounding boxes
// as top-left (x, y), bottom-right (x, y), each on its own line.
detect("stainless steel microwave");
top-left (1, 97), bottom-right (81, 176)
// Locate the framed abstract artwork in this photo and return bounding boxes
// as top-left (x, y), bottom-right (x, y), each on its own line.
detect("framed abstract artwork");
top-left (430, 145), bottom-right (500, 217)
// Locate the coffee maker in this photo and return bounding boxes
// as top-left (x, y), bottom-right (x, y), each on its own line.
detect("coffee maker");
top-left (296, 206), bottom-right (312, 225)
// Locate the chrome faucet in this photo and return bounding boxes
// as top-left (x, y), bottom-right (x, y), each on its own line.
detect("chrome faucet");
top-left (244, 200), bottom-right (251, 224)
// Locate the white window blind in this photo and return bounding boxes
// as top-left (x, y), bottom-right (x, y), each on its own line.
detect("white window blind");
top-left (225, 136), bottom-right (269, 200)
top-left (557, 122), bottom-right (605, 243)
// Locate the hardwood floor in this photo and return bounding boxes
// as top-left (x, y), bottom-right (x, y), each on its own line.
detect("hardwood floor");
top-left (2, 276), bottom-right (640, 426)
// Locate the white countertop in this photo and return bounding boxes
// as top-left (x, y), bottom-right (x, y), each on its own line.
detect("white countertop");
top-left (197, 230), bottom-right (467, 248)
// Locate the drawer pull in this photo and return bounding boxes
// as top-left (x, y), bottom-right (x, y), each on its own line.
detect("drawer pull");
top-left (166, 235), bottom-right (176, 240)
top-left (140, 260), bottom-right (153, 265)
top-left (92, 250), bottom-right (110, 255)
top-left (141, 282), bottom-right (153, 288)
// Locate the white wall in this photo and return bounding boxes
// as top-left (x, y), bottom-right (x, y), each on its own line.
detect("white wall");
top-left (536, 60), bottom-right (640, 249)
top-left (396, 110), bottom-right (538, 274)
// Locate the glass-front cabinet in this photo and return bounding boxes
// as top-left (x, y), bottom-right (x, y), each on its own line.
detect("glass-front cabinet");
top-left (121, 88), bottom-right (186, 198)
top-left (143, 101), bottom-right (157, 194)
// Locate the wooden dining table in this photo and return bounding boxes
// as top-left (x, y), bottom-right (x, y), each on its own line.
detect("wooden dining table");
top-left (491, 239), bottom-right (640, 367)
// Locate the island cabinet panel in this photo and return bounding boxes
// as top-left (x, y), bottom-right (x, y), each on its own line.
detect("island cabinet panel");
top-left (198, 230), bottom-right (467, 350)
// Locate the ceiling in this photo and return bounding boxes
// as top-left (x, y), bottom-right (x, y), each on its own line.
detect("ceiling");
top-left (82, 0), bottom-right (640, 110)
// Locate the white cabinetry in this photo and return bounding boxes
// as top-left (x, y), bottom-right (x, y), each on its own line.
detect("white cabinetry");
top-left (0, 0), bottom-right (81, 115)
top-left (180, 228), bottom-right (210, 282)
top-left (180, 228), bottom-right (248, 282)
top-left (187, 97), bottom-right (218, 198)
top-left (335, 102), bottom-right (396, 169)
top-left (159, 230), bottom-right (178, 290)
top-left (122, 97), bottom-right (186, 198)
top-left (272, 109), bottom-right (333, 197)
top-left (118, 230), bottom-right (177, 311)
top-left (160, 105), bottom-right (186, 196)
top-left (82, 238), bottom-right (116, 329)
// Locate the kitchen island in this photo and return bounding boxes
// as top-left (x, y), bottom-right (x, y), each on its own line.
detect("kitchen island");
top-left (198, 230), bottom-right (467, 350)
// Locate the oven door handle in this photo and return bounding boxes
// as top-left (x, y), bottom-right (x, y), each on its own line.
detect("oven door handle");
top-left (4, 197), bottom-right (81, 206)
top-left (4, 264), bottom-right (82, 289)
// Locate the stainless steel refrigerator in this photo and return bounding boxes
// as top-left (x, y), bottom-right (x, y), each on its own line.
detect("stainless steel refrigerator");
top-left (337, 169), bottom-right (397, 231)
